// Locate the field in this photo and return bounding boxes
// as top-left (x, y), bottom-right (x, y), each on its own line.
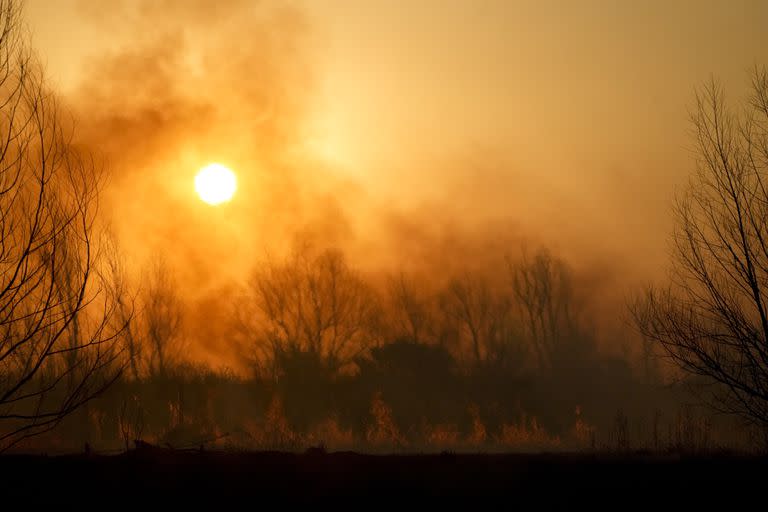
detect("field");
top-left (2, 448), bottom-right (765, 505)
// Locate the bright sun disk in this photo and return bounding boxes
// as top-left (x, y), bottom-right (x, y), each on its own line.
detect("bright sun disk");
top-left (195, 163), bottom-right (237, 205)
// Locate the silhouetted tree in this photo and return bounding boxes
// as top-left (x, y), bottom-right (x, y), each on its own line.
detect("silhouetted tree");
top-left (509, 248), bottom-right (576, 369)
top-left (103, 235), bottom-right (139, 379)
top-left (0, 0), bottom-right (127, 451)
top-left (386, 272), bottom-right (435, 345)
top-left (141, 257), bottom-right (183, 378)
top-left (633, 70), bottom-right (768, 438)
top-left (243, 247), bottom-right (380, 376)
top-left (440, 272), bottom-right (524, 369)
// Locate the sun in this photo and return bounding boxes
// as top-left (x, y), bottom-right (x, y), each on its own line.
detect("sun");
top-left (195, 163), bottom-right (237, 205)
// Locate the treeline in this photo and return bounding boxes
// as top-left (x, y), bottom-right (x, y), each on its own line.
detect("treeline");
top-left (33, 245), bottom-right (740, 454)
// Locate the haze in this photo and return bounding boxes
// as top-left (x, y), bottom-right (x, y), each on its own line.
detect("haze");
top-left (23, 0), bottom-right (768, 368)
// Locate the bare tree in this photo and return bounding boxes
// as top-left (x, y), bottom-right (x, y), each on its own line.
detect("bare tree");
top-left (439, 272), bottom-right (523, 368)
top-left (102, 252), bottom-right (182, 380)
top-left (103, 235), bottom-right (139, 379)
top-left (632, 70), bottom-right (768, 437)
top-left (242, 247), bottom-right (379, 376)
top-left (0, 1), bottom-right (127, 451)
top-left (386, 272), bottom-right (435, 345)
top-left (509, 248), bottom-right (575, 369)
top-left (440, 273), bottom-right (495, 364)
top-left (141, 257), bottom-right (183, 378)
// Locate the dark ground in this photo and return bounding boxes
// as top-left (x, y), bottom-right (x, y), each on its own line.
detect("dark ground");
top-left (1, 448), bottom-right (765, 506)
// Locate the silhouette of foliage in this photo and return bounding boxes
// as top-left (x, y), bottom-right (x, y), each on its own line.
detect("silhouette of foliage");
top-left (633, 69), bottom-right (768, 440)
top-left (0, 0), bottom-right (127, 451)
top-left (241, 246), bottom-right (380, 376)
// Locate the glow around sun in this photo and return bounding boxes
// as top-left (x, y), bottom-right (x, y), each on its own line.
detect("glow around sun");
top-left (195, 163), bottom-right (237, 205)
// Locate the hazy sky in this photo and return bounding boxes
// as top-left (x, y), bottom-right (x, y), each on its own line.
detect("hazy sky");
top-left (21, 1), bottom-right (768, 367)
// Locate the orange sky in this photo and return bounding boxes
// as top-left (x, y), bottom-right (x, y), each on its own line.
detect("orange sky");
top-left (23, 0), bottom-right (768, 367)
top-left (28, 0), bottom-right (768, 272)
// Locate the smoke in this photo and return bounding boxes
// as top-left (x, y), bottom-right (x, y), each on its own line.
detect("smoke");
top-left (58, 0), bottom-right (643, 369)
top-left (69, 1), bottom-right (335, 273)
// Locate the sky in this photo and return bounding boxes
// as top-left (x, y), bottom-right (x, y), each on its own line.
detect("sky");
top-left (23, 0), bottom-right (768, 366)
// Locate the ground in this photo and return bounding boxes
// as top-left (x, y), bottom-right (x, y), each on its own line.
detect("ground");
top-left (1, 449), bottom-right (765, 505)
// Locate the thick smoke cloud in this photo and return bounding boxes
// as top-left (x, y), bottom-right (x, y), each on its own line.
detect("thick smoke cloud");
top-left (61, 0), bottom-right (640, 369)
top-left (65, 0), bottom-right (336, 366)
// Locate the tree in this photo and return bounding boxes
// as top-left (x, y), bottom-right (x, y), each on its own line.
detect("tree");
top-left (439, 271), bottom-right (522, 368)
top-left (0, 1), bottom-right (127, 450)
top-left (385, 272), bottom-right (435, 345)
top-left (242, 247), bottom-right (379, 376)
top-left (509, 248), bottom-right (578, 369)
top-left (141, 257), bottom-right (183, 378)
top-left (103, 235), bottom-right (139, 379)
top-left (633, 69), bottom-right (768, 438)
